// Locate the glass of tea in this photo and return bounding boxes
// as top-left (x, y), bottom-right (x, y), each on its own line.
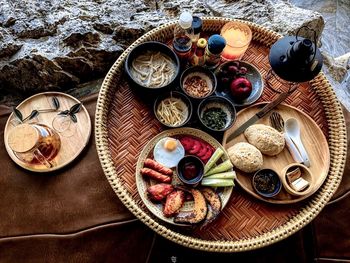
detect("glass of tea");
top-left (7, 123), bottom-right (61, 168)
top-left (220, 21), bottom-right (252, 61)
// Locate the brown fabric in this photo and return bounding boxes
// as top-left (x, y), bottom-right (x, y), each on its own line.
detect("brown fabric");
top-left (0, 93), bottom-right (134, 237)
top-left (311, 106), bottom-right (350, 261)
top-left (0, 220), bottom-right (155, 263)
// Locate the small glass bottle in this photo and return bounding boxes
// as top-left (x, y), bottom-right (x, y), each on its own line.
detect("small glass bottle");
top-left (190, 38), bottom-right (207, 66)
top-left (205, 34), bottom-right (226, 70)
top-left (173, 11), bottom-right (194, 61)
top-left (191, 16), bottom-right (203, 44)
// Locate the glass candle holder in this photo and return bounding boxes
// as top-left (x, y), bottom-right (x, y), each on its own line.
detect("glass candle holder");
top-left (52, 114), bottom-right (77, 138)
top-left (220, 21), bottom-right (252, 61)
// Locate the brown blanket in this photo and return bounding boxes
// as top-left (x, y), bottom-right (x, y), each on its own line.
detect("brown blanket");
top-left (0, 94), bottom-right (349, 262)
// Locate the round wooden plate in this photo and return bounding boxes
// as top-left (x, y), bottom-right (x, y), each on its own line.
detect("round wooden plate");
top-left (136, 127), bottom-right (233, 226)
top-left (4, 92), bottom-right (91, 172)
top-left (222, 103), bottom-right (330, 204)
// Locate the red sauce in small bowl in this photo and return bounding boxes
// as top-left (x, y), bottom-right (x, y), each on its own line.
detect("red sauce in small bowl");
top-left (177, 155), bottom-right (204, 186)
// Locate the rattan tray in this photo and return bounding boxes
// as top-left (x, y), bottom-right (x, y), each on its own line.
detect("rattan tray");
top-left (95, 17), bottom-right (347, 252)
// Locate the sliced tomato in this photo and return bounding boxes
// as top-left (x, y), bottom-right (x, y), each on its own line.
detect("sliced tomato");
top-left (201, 145), bottom-right (213, 162)
top-left (197, 141), bottom-right (208, 158)
top-left (189, 140), bottom-right (202, 155)
top-left (179, 136), bottom-right (194, 151)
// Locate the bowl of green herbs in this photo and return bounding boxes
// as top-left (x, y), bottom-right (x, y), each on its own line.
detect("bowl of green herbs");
top-left (197, 95), bottom-right (236, 132)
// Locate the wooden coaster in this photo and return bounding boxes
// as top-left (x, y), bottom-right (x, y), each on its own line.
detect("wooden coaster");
top-left (4, 92), bottom-right (91, 172)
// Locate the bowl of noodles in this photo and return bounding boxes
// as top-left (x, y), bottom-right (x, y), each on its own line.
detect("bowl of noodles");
top-left (125, 41), bottom-right (180, 92)
top-left (153, 91), bottom-right (193, 128)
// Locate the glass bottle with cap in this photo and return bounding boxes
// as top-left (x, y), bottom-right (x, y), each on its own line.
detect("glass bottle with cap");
top-left (173, 11), bottom-right (194, 60)
top-left (205, 34), bottom-right (226, 70)
top-left (191, 16), bottom-right (202, 44)
top-left (190, 38), bottom-right (207, 66)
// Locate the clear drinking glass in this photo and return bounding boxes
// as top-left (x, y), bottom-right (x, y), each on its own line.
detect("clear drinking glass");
top-left (220, 21), bottom-right (252, 61)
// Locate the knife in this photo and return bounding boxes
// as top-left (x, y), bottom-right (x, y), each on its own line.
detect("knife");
top-left (226, 91), bottom-right (291, 142)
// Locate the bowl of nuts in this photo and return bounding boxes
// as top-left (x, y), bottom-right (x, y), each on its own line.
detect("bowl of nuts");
top-left (180, 66), bottom-right (217, 100)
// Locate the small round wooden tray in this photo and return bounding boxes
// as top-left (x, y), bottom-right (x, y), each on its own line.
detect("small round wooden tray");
top-left (136, 127), bottom-right (233, 226)
top-left (4, 92), bottom-right (91, 172)
top-left (222, 103), bottom-right (330, 204)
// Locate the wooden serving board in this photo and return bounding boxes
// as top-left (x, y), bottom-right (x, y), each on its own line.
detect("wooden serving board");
top-left (4, 92), bottom-right (91, 172)
top-left (222, 103), bottom-right (330, 204)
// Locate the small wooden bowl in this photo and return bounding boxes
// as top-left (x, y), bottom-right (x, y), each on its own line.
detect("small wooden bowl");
top-left (281, 163), bottom-right (313, 197)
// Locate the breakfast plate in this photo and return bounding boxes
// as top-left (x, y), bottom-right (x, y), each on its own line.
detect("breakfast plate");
top-left (215, 61), bottom-right (264, 107)
top-left (136, 127), bottom-right (233, 226)
top-left (222, 103), bottom-right (330, 204)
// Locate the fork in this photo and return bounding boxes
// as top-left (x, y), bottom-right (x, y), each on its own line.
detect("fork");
top-left (269, 111), bottom-right (304, 164)
top-left (270, 112), bottom-right (284, 132)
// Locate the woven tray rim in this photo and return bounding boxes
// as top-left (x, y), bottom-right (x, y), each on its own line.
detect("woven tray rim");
top-left (95, 17), bottom-right (347, 252)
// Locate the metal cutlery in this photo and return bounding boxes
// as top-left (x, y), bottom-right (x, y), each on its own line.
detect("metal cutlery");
top-left (226, 91), bottom-right (291, 142)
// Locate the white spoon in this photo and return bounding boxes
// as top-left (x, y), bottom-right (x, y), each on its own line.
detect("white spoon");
top-left (284, 118), bottom-right (311, 167)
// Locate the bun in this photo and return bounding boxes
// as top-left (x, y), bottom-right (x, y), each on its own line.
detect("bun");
top-left (228, 142), bottom-right (263, 173)
top-left (244, 124), bottom-right (285, 156)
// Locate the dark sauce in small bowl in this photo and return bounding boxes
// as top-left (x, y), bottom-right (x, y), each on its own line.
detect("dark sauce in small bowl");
top-left (252, 169), bottom-right (282, 198)
top-left (177, 155), bottom-right (204, 187)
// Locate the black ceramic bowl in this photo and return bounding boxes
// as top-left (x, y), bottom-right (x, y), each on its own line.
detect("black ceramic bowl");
top-left (197, 95), bottom-right (236, 132)
top-left (176, 155), bottom-right (204, 187)
top-left (215, 60), bottom-right (264, 107)
top-left (125, 41), bottom-right (180, 93)
top-left (153, 91), bottom-right (193, 128)
top-left (180, 66), bottom-right (217, 100)
top-left (252, 169), bottom-right (282, 198)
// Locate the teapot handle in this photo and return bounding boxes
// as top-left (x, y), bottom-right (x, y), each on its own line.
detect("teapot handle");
top-left (33, 149), bottom-right (54, 169)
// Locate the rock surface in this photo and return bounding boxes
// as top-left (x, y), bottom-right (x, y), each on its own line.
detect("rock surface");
top-left (291, 0), bottom-right (350, 111)
top-left (0, 0), bottom-right (324, 104)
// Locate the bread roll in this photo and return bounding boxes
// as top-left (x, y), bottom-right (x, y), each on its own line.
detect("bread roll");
top-left (228, 142), bottom-right (263, 173)
top-left (244, 124), bottom-right (285, 156)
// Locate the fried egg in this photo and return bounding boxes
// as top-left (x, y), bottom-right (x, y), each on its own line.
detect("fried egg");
top-left (153, 137), bottom-right (185, 168)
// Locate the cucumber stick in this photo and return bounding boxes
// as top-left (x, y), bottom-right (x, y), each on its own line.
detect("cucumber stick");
top-left (204, 148), bottom-right (224, 174)
top-left (205, 171), bottom-right (236, 179)
top-left (205, 160), bottom-right (233, 176)
top-left (201, 178), bottom-right (235, 187)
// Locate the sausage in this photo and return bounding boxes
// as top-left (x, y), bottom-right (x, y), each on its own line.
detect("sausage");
top-left (144, 159), bottom-right (173, 176)
top-left (141, 168), bottom-right (171, 183)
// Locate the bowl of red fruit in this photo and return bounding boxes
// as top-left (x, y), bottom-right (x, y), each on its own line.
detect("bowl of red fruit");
top-left (215, 60), bottom-right (263, 107)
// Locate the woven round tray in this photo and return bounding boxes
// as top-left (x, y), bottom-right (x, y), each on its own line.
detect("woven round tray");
top-left (95, 17), bottom-right (347, 252)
